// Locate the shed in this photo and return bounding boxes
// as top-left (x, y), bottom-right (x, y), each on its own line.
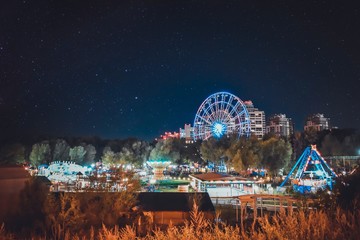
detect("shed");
top-left (136, 192), bottom-right (215, 226)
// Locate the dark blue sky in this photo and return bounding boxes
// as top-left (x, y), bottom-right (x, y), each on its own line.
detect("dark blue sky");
top-left (0, 1), bottom-right (359, 141)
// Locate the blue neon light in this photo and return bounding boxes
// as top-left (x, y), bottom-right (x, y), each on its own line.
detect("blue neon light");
top-left (212, 122), bottom-right (227, 138)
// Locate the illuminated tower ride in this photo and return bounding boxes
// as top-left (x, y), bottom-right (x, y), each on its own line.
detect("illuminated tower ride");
top-left (280, 145), bottom-right (337, 194)
top-left (147, 160), bottom-right (171, 181)
top-left (193, 92), bottom-right (251, 141)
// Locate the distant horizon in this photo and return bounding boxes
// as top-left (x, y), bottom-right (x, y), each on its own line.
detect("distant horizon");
top-left (1, 126), bottom-right (358, 145)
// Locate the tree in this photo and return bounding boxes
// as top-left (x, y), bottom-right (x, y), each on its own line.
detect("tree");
top-left (333, 167), bottom-right (360, 210)
top-left (69, 146), bottom-right (86, 164)
top-left (225, 136), bottom-right (261, 172)
top-left (260, 137), bottom-right (292, 176)
top-left (83, 144), bottom-right (96, 165)
top-left (52, 139), bottom-right (70, 162)
top-left (0, 143), bottom-right (26, 165)
top-left (200, 137), bottom-right (227, 164)
top-left (304, 127), bottom-right (319, 145)
top-left (149, 138), bottom-right (180, 163)
top-left (320, 134), bottom-right (342, 156)
top-left (319, 129), bottom-right (360, 156)
top-left (292, 131), bottom-right (306, 160)
top-left (29, 141), bottom-right (51, 167)
top-left (44, 193), bottom-right (86, 238)
top-left (101, 149), bottom-right (115, 166)
top-left (118, 140), bottom-right (152, 167)
top-left (8, 177), bottom-right (50, 234)
top-left (178, 139), bottom-right (202, 164)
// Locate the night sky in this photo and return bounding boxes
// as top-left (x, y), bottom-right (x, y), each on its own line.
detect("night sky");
top-left (1, 1), bottom-right (359, 141)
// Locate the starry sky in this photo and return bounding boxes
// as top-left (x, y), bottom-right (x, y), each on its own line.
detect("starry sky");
top-left (0, 1), bottom-right (359, 141)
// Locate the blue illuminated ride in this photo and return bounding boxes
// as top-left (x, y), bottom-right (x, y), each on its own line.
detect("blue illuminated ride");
top-left (280, 145), bottom-right (337, 194)
top-left (193, 92), bottom-right (251, 141)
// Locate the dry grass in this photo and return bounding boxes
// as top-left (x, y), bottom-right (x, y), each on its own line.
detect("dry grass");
top-left (0, 223), bottom-right (15, 240)
top-left (1, 207), bottom-right (359, 239)
top-left (96, 208), bottom-right (360, 240)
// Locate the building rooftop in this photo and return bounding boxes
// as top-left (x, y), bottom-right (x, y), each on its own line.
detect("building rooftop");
top-left (0, 165), bottom-right (30, 180)
top-left (137, 192), bottom-right (215, 212)
top-left (189, 172), bottom-right (250, 182)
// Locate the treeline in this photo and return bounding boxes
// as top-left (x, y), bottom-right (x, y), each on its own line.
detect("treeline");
top-left (0, 137), bottom-right (153, 168)
top-left (0, 128), bottom-right (359, 174)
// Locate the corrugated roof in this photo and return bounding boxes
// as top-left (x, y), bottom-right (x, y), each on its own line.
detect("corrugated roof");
top-left (190, 172), bottom-right (248, 182)
top-left (137, 192), bottom-right (215, 212)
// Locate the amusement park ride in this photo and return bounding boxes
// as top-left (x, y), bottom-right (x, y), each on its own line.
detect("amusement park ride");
top-left (147, 159), bottom-right (171, 180)
top-left (280, 145), bottom-right (337, 194)
top-left (193, 92), bottom-right (251, 141)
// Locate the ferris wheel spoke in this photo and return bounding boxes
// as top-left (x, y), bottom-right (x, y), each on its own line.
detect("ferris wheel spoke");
top-left (238, 109), bottom-right (246, 116)
top-left (196, 129), bottom-right (212, 135)
top-left (209, 102), bottom-right (217, 121)
top-left (220, 96), bottom-right (231, 120)
top-left (199, 107), bottom-right (211, 124)
top-left (222, 113), bottom-right (237, 123)
top-left (215, 97), bottom-right (220, 117)
top-left (206, 101), bottom-right (213, 115)
top-left (220, 94), bottom-right (225, 112)
top-left (219, 106), bottom-right (232, 122)
top-left (209, 104), bottom-right (221, 122)
top-left (196, 115), bottom-right (212, 125)
top-left (218, 100), bottom-right (226, 121)
top-left (228, 101), bottom-right (240, 116)
top-left (224, 96), bottom-right (233, 112)
top-left (212, 107), bottom-right (222, 122)
top-left (218, 102), bottom-right (227, 121)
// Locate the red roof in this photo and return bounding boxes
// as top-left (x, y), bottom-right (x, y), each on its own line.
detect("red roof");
top-left (190, 172), bottom-right (249, 182)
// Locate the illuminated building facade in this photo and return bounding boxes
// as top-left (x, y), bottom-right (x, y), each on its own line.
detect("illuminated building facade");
top-left (159, 132), bottom-right (180, 140)
top-left (244, 100), bottom-right (266, 139)
top-left (304, 113), bottom-right (330, 131)
top-left (266, 114), bottom-right (293, 137)
top-left (179, 123), bottom-right (194, 143)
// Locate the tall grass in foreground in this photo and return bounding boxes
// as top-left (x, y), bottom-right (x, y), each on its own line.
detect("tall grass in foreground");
top-left (97, 208), bottom-right (359, 240)
top-left (1, 207), bottom-right (359, 239)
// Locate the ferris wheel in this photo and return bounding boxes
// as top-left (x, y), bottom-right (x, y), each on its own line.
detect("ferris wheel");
top-left (193, 92), bottom-right (251, 141)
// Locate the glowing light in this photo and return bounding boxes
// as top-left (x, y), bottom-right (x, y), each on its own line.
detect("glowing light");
top-left (212, 122), bottom-right (226, 138)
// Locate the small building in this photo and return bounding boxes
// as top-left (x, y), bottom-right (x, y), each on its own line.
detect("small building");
top-left (136, 192), bottom-right (215, 226)
top-left (34, 175), bottom-right (53, 190)
top-left (244, 100), bottom-right (266, 139)
top-left (304, 113), bottom-right (330, 132)
top-left (266, 113), bottom-right (294, 137)
top-left (189, 172), bottom-right (263, 198)
top-left (179, 123), bottom-right (194, 143)
top-left (0, 165), bottom-right (30, 222)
